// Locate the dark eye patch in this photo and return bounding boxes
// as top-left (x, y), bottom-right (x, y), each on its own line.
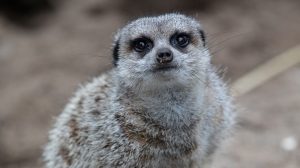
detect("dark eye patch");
top-left (170, 32), bottom-right (191, 49)
top-left (130, 36), bottom-right (153, 53)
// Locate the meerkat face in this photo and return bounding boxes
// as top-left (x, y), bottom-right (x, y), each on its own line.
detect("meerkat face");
top-left (113, 14), bottom-right (210, 90)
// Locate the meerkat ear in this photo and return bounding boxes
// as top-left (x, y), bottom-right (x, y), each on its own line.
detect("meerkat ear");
top-left (199, 29), bottom-right (206, 47)
top-left (112, 39), bottom-right (120, 66)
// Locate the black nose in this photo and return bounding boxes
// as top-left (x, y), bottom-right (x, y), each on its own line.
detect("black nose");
top-left (156, 48), bottom-right (173, 64)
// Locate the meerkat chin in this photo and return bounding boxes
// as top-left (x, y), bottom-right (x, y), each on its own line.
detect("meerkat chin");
top-left (43, 13), bottom-right (235, 168)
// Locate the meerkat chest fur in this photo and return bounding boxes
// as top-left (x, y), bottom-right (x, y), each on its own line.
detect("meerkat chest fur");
top-left (113, 83), bottom-right (207, 165)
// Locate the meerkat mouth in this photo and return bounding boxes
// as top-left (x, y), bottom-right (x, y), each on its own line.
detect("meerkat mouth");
top-left (152, 65), bottom-right (178, 72)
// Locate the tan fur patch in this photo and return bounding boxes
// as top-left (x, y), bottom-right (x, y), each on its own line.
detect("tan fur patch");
top-left (190, 34), bottom-right (199, 47)
top-left (68, 117), bottom-right (80, 144)
top-left (139, 152), bottom-right (154, 162)
top-left (59, 146), bottom-right (72, 166)
top-left (115, 112), bottom-right (167, 147)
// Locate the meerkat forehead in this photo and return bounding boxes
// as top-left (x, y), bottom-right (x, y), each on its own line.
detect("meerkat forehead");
top-left (118, 13), bottom-right (202, 41)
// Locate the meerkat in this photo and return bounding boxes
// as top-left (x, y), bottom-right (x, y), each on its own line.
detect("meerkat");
top-left (43, 13), bottom-right (235, 168)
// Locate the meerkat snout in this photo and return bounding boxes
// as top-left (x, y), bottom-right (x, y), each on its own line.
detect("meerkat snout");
top-left (156, 48), bottom-right (173, 64)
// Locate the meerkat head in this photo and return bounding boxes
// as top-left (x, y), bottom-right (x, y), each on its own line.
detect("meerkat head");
top-left (113, 13), bottom-right (210, 91)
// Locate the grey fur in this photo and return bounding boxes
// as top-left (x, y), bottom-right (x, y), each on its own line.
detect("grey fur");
top-left (43, 13), bottom-right (235, 168)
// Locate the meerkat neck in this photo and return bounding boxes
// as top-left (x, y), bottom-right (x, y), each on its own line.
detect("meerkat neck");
top-left (117, 80), bottom-right (203, 103)
top-left (116, 81), bottom-right (205, 128)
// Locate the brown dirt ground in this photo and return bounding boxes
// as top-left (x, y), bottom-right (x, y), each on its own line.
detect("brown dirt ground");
top-left (0, 0), bottom-right (299, 167)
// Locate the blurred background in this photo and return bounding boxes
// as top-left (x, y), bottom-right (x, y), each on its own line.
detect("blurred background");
top-left (0, 0), bottom-right (299, 167)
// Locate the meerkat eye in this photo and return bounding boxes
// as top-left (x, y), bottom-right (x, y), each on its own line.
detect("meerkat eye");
top-left (171, 33), bottom-right (190, 48)
top-left (132, 37), bottom-right (153, 53)
top-left (176, 34), bottom-right (190, 47)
